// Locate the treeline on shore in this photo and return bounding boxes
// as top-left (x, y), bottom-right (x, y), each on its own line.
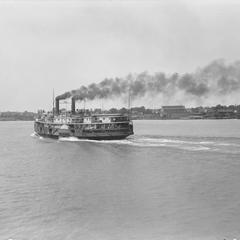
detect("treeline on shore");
top-left (0, 111), bottom-right (36, 121)
top-left (2, 104), bottom-right (240, 121)
top-left (84, 104), bottom-right (240, 120)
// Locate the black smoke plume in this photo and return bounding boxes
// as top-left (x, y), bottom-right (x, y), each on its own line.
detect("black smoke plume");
top-left (56, 59), bottom-right (240, 105)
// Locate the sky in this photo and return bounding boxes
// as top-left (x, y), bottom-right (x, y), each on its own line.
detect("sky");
top-left (1, 0), bottom-right (240, 111)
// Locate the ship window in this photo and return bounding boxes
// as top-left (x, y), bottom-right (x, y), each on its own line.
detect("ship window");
top-left (121, 123), bottom-right (128, 128)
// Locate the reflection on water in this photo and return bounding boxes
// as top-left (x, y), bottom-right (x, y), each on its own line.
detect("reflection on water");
top-left (0, 120), bottom-right (240, 240)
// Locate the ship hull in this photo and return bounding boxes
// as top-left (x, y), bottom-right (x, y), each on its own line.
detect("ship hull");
top-left (34, 121), bottom-right (133, 140)
top-left (35, 132), bottom-right (130, 140)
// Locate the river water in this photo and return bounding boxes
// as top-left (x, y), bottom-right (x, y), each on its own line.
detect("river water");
top-left (0, 120), bottom-right (240, 240)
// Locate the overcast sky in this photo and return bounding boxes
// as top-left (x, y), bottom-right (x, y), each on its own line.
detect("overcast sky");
top-left (1, 0), bottom-right (240, 111)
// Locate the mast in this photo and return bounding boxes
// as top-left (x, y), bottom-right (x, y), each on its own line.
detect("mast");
top-left (128, 85), bottom-right (131, 119)
top-left (83, 99), bottom-right (86, 114)
top-left (52, 88), bottom-right (55, 116)
top-left (101, 99), bottom-right (104, 113)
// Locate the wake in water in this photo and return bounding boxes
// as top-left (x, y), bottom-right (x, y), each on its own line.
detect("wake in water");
top-left (57, 135), bottom-right (240, 153)
top-left (30, 132), bottom-right (50, 141)
top-left (30, 131), bottom-right (240, 153)
top-left (30, 132), bottom-right (43, 139)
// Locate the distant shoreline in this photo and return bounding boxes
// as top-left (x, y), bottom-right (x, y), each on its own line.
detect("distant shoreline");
top-left (0, 119), bottom-right (34, 121)
top-left (0, 111), bottom-right (36, 121)
top-left (1, 104), bottom-right (240, 121)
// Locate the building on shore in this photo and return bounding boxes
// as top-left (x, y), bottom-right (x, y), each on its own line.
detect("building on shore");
top-left (205, 108), bottom-right (236, 119)
top-left (161, 105), bottom-right (189, 119)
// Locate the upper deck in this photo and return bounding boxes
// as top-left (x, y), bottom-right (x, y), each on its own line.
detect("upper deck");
top-left (36, 113), bottom-right (131, 125)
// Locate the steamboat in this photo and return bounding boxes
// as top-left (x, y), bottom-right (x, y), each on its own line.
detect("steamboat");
top-left (34, 97), bottom-right (134, 140)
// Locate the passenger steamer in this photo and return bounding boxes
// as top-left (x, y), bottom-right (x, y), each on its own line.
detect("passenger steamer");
top-left (34, 98), bottom-right (134, 140)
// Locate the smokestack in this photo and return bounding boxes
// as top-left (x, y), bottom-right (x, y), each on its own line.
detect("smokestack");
top-left (55, 99), bottom-right (60, 115)
top-left (71, 97), bottom-right (76, 114)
